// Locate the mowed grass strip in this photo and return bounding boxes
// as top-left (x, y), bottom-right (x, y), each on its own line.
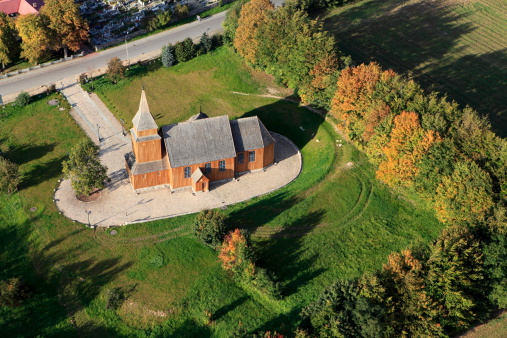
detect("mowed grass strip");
top-left (0, 48), bottom-right (444, 336)
top-left (89, 47), bottom-right (270, 128)
top-left (321, 0), bottom-right (507, 136)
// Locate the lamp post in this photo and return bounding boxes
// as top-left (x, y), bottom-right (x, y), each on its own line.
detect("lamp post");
top-left (120, 118), bottom-right (126, 136)
top-left (86, 210), bottom-right (91, 227)
top-left (125, 31), bottom-right (130, 67)
top-left (96, 124), bottom-right (101, 142)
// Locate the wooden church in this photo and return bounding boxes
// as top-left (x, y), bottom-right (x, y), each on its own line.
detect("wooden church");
top-left (124, 90), bottom-right (276, 193)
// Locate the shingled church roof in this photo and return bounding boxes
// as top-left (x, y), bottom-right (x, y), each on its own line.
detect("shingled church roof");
top-left (132, 89), bottom-right (158, 132)
top-left (161, 115), bottom-right (237, 168)
top-left (230, 116), bottom-right (276, 152)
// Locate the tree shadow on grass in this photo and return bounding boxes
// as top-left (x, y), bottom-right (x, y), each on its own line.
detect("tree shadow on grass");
top-left (253, 306), bottom-right (304, 336)
top-left (227, 191), bottom-right (301, 234)
top-left (239, 98), bottom-right (325, 150)
top-left (1, 143), bottom-right (56, 166)
top-left (424, 49), bottom-right (507, 137)
top-left (212, 295), bottom-right (250, 322)
top-left (258, 210), bottom-right (327, 298)
top-left (20, 155), bottom-right (65, 190)
top-left (166, 318), bottom-right (212, 337)
top-left (0, 212), bottom-right (133, 336)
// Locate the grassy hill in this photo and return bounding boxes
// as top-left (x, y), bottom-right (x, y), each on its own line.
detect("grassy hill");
top-left (321, 0), bottom-right (507, 136)
top-left (1, 47), bottom-right (444, 336)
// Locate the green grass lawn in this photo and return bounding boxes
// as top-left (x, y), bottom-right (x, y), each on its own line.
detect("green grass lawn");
top-left (1, 47), bottom-right (444, 336)
top-left (320, 0), bottom-right (507, 137)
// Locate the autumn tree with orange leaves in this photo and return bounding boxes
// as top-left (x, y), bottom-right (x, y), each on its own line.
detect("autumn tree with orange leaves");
top-left (41, 0), bottom-right (89, 58)
top-left (234, 0), bottom-right (274, 65)
top-left (218, 229), bottom-right (252, 275)
top-left (374, 249), bottom-right (442, 337)
top-left (298, 52), bottom-right (342, 109)
top-left (330, 63), bottom-right (400, 147)
top-left (218, 229), bottom-right (281, 298)
top-left (376, 111), bottom-right (440, 187)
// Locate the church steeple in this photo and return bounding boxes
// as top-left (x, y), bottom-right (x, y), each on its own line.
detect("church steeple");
top-left (129, 89), bottom-right (162, 164)
top-left (132, 89), bottom-right (158, 133)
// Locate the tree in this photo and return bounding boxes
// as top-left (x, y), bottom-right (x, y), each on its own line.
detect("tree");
top-left (174, 38), bottom-right (196, 63)
top-left (161, 44), bottom-right (175, 67)
top-left (0, 12), bottom-right (18, 69)
top-left (41, 0), bottom-right (89, 58)
top-left (62, 139), bottom-right (108, 196)
top-left (106, 57), bottom-right (126, 84)
top-left (426, 225), bottom-right (485, 330)
top-left (376, 111), bottom-right (440, 187)
top-left (174, 4), bottom-right (189, 20)
top-left (200, 32), bottom-right (212, 54)
top-left (301, 279), bottom-right (384, 337)
top-left (234, 0), bottom-right (274, 65)
top-left (373, 249), bottom-right (441, 337)
top-left (222, 0), bottom-right (249, 44)
top-left (15, 14), bottom-right (51, 64)
top-left (298, 52), bottom-right (341, 109)
top-left (0, 278), bottom-right (31, 307)
top-left (218, 229), bottom-right (253, 276)
top-left (145, 11), bottom-right (172, 32)
top-left (0, 156), bottom-right (20, 194)
top-left (194, 209), bottom-right (227, 248)
top-left (483, 227), bottom-right (507, 308)
top-left (255, 6), bottom-right (336, 90)
top-left (435, 159), bottom-right (494, 224)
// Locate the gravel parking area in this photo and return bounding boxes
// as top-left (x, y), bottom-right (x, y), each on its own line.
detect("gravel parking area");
top-left (55, 132), bottom-right (301, 227)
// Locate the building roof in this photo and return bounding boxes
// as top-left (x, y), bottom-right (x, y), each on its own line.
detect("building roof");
top-left (130, 128), bottom-right (161, 142)
top-left (230, 116), bottom-right (276, 152)
top-left (0, 0), bottom-right (41, 15)
top-left (191, 168), bottom-right (204, 183)
top-left (161, 115), bottom-right (237, 168)
top-left (125, 152), bottom-right (168, 175)
top-left (188, 112), bottom-right (209, 121)
top-left (132, 89), bottom-right (158, 132)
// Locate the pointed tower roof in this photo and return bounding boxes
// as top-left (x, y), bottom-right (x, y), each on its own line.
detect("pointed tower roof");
top-left (132, 89), bottom-right (158, 131)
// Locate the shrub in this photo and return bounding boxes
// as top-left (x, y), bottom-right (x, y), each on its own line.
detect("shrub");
top-left (200, 32), bottom-right (213, 54)
top-left (78, 73), bottom-right (88, 85)
top-left (174, 38), bottom-right (196, 63)
top-left (251, 266), bottom-right (281, 299)
top-left (106, 57), bottom-right (126, 84)
top-left (0, 156), bottom-right (20, 193)
top-left (161, 44), bottom-right (175, 67)
top-left (106, 287), bottom-right (125, 310)
top-left (194, 209), bottom-right (227, 248)
top-left (46, 83), bottom-right (56, 95)
top-left (14, 91), bottom-right (30, 107)
top-left (0, 278), bottom-right (31, 307)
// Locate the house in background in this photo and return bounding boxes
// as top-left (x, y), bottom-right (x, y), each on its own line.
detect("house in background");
top-left (0, 0), bottom-right (43, 16)
top-left (124, 90), bottom-right (276, 193)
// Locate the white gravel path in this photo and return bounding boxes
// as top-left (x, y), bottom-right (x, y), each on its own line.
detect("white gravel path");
top-left (54, 80), bottom-right (302, 227)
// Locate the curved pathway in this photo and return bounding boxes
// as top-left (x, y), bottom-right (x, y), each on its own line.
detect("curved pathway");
top-left (54, 82), bottom-right (302, 227)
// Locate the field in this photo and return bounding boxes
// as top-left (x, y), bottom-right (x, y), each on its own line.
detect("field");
top-left (462, 310), bottom-right (507, 338)
top-left (321, 0), bottom-right (507, 136)
top-left (1, 47), bottom-right (444, 336)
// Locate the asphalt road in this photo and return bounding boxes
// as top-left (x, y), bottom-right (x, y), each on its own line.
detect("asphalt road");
top-left (0, 0), bottom-right (284, 99)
